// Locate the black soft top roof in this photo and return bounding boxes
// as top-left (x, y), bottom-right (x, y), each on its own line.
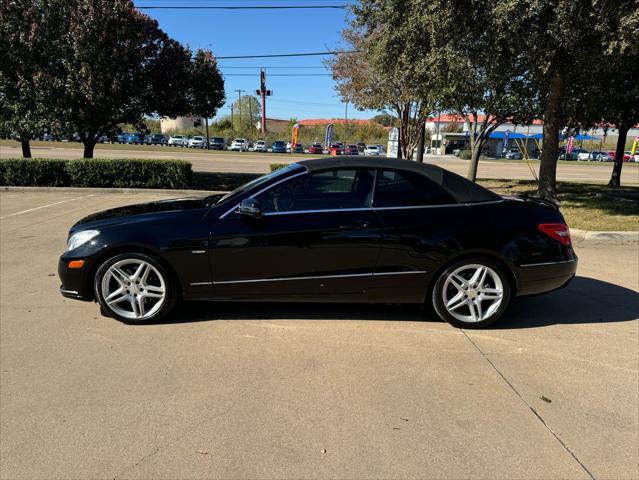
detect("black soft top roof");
top-left (296, 156), bottom-right (500, 203)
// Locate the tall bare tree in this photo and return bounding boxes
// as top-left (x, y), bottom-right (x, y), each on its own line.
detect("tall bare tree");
top-left (327, 28), bottom-right (433, 159)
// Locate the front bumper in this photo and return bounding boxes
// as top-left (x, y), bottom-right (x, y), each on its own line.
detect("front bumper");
top-left (515, 258), bottom-right (578, 296)
top-left (58, 256), bottom-right (96, 301)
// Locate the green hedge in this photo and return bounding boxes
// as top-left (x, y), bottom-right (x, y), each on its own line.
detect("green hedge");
top-left (458, 150), bottom-right (472, 160)
top-left (0, 158), bottom-right (192, 189)
top-left (270, 163), bottom-right (289, 172)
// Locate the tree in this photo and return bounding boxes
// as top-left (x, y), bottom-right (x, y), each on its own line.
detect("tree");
top-left (188, 49), bottom-right (225, 148)
top-left (583, 8), bottom-right (638, 188)
top-left (371, 113), bottom-right (397, 127)
top-left (51, 0), bottom-right (199, 158)
top-left (497, 0), bottom-right (636, 198)
top-left (0, 0), bottom-right (68, 157)
top-left (327, 27), bottom-right (433, 160)
top-left (352, 0), bottom-right (536, 179)
top-left (231, 95), bottom-right (261, 135)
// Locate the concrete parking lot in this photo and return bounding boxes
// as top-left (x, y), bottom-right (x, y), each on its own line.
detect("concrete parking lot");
top-left (2, 143), bottom-right (638, 184)
top-left (1, 189), bottom-right (638, 479)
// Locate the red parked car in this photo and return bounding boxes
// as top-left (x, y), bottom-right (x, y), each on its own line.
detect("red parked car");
top-left (607, 150), bottom-right (632, 161)
top-left (328, 143), bottom-right (344, 155)
top-left (307, 143), bottom-right (324, 154)
top-left (344, 144), bottom-right (359, 155)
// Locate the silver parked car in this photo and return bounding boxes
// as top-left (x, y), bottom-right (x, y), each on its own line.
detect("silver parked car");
top-left (505, 149), bottom-right (523, 160)
top-left (168, 135), bottom-right (187, 147)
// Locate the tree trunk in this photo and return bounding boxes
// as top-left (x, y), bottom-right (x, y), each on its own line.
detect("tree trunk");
top-left (608, 123), bottom-right (629, 188)
top-left (538, 72), bottom-right (564, 200)
top-left (21, 139), bottom-right (32, 158)
top-left (416, 120), bottom-right (425, 163)
top-left (205, 117), bottom-right (210, 150)
top-left (467, 140), bottom-right (481, 182)
top-left (83, 138), bottom-right (97, 158)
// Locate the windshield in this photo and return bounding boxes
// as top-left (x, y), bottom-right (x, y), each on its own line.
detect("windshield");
top-left (207, 163), bottom-right (303, 206)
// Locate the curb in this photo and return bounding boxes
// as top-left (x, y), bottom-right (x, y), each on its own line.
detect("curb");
top-left (570, 228), bottom-right (639, 243)
top-left (0, 185), bottom-right (222, 195)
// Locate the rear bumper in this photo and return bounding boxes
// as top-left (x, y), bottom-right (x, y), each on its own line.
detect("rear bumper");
top-left (515, 259), bottom-right (577, 296)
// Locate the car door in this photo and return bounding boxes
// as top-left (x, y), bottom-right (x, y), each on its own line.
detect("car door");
top-left (369, 168), bottom-right (463, 302)
top-left (209, 168), bottom-right (382, 300)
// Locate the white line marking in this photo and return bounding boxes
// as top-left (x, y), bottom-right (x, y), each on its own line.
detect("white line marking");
top-left (0, 194), bottom-right (96, 219)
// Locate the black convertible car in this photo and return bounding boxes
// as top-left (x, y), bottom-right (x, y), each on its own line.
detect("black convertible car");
top-left (59, 157), bottom-right (577, 328)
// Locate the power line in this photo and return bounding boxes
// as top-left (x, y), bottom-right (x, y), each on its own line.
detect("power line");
top-left (216, 51), bottom-right (356, 59)
top-left (224, 73), bottom-right (332, 76)
top-left (137, 5), bottom-right (350, 10)
top-left (219, 66), bottom-right (329, 69)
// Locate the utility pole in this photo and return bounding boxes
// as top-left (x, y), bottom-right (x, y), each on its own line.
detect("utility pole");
top-left (230, 104), bottom-right (234, 133)
top-left (256, 69), bottom-right (272, 135)
top-left (435, 111), bottom-right (441, 155)
top-left (344, 101), bottom-right (348, 146)
top-left (234, 89), bottom-right (245, 131)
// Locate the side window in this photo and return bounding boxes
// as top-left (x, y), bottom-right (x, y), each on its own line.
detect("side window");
top-left (373, 170), bottom-right (456, 207)
top-left (256, 169), bottom-right (374, 213)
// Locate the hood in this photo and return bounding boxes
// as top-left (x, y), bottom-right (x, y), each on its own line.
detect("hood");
top-left (72, 197), bottom-right (207, 230)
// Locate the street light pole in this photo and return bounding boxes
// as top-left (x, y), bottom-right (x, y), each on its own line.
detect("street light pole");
top-left (234, 89), bottom-right (244, 131)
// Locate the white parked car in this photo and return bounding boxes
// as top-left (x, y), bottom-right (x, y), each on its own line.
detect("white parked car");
top-left (229, 138), bottom-right (249, 151)
top-left (577, 151), bottom-right (591, 161)
top-left (252, 140), bottom-right (267, 152)
top-left (365, 145), bottom-right (384, 156)
top-left (188, 136), bottom-right (206, 148)
top-left (168, 135), bottom-right (187, 147)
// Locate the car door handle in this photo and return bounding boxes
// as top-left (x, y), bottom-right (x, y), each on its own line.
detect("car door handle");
top-left (338, 220), bottom-right (370, 230)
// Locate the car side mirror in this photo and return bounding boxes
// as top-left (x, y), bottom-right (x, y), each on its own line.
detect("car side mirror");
top-left (238, 198), bottom-right (262, 219)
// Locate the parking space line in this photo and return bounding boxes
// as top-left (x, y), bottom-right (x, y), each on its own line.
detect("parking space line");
top-left (0, 194), bottom-right (97, 219)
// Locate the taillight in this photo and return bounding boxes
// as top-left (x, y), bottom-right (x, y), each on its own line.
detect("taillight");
top-left (539, 223), bottom-right (572, 246)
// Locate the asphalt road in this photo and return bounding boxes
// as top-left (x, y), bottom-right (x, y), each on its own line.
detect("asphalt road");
top-left (2, 143), bottom-right (639, 184)
top-left (1, 190), bottom-right (638, 479)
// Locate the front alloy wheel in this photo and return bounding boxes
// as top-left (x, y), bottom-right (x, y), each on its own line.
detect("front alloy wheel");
top-left (432, 259), bottom-right (511, 328)
top-left (95, 253), bottom-right (176, 323)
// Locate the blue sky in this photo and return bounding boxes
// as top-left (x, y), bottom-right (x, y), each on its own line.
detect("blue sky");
top-left (134, 0), bottom-right (378, 121)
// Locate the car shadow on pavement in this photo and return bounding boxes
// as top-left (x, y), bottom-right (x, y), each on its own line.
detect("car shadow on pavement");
top-left (499, 276), bottom-right (639, 329)
top-left (163, 276), bottom-right (638, 328)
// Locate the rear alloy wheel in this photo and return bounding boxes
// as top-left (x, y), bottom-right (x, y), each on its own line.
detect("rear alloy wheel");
top-left (432, 259), bottom-right (511, 328)
top-left (95, 253), bottom-right (176, 324)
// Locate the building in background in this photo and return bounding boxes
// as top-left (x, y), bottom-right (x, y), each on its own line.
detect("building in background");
top-left (255, 117), bottom-right (289, 133)
top-left (160, 116), bottom-right (204, 134)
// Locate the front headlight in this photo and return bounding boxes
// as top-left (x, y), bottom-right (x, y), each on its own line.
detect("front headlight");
top-left (67, 230), bottom-right (100, 251)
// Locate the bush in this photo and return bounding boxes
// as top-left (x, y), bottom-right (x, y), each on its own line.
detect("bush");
top-left (0, 159), bottom-right (70, 186)
top-left (0, 158), bottom-right (192, 189)
top-left (459, 149), bottom-right (472, 160)
top-left (270, 163), bottom-right (289, 172)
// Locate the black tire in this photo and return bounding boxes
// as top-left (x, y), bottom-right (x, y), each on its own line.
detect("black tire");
top-left (94, 252), bottom-right (177, 324)
top-left (431, 257), bottom-right (511, 329)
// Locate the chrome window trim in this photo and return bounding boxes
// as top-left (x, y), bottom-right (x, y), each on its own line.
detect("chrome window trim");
top-left (264, 207), bottom-right (373, 216)
top-left (519, 259), bottom-right (577, 267)
top-left (222, 200), bottom-right (503, 219)
top-left (212, 270), bottom-right (426, 285)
